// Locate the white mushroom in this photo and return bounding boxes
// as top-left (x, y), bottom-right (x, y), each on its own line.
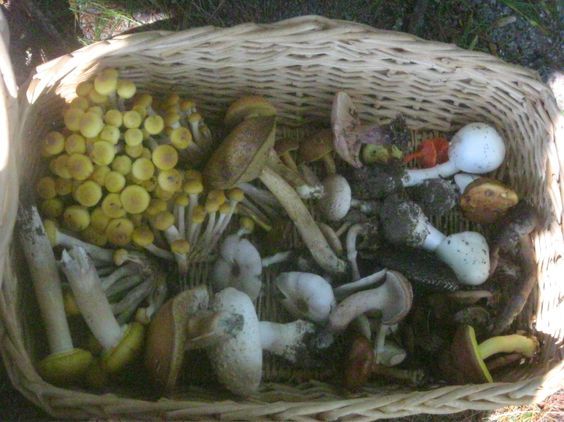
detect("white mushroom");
top-left (259, 320), bottom-right (317, 364)
top-left (402, 123), bottom-right (506, 187)
top-left (317, 174), bottom-right (352, 222)
top-left (207, 288), bottom-right (262, 396)
top-left (275, 272), bottom-right (335, 323)
top-left (211, 235), bottom-right (262, 301)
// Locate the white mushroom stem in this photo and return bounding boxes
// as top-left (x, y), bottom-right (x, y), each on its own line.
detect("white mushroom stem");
top-left (143, 243), bottom-right (174, 261)
top-left (267, 150), bottom-right (323, 200)
top-left (402, 160), bottom-right (459, 187)
top-left (207, 209), bottom-right (230, 254)
top-left (162, 224), bottom-right (188, 275)
top-left (237, 203), bottom-right (272, 231)
top-left (176, 204), bottom-right (186, 240)
top-left (209, 199), bottom-right (240, 252)
top-left (259, 320), bottom-right (316, 363)
top-left (200, 211), bottom-right (217, 251)
top-left (351, 199), bottom-right (380, 214)
top-left (318, 222), bottom-right (344, 255)
top-left (47, 223), bottom-right (114, 262)
top-left (333, 269), bottom-right (387, 300)
top-left (135, 280), bottom-right (167, 325)
top-left (238, 182), bottom-right (280, 210)
top-left (61, 247), bottom-right (123, 351)
top-left (188, 219), bottom-right (203, 247)
top-left (105, 275), bottom-right (144, 298)
top-left (18, 207), bottom-right (74, 354)
top-left (376, 339), bottom-right (407, 367)
top-left (113, 278), bottom-right (154, 324)
top-left (185, 192), bottom-right (200, 239)
top-left (298, 162), bottom-right (321, 187)
top-left (454, 173), bottom-right (479, 193)
top-left (241, 198), bottom-right (272, 224)
top-left (100, 263), bottom-right (139, 291)
top-left (262, 251), bottom-right (292, 267)
top-left (259, 166), bottom-right (347, 275)
top-left (346, 224), bottom-right (364, 281)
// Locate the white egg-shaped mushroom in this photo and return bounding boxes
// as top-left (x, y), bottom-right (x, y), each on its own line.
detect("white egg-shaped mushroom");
top-left (317, 174), bottom-right (352, 221)
top-left (403, 123), bottom-right (505, 186)
top-left (207, 288), bottom-right (262, 396)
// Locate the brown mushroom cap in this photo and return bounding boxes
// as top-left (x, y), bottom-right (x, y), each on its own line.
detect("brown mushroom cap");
top-left (447, 325), bottom-right (492, 384)
top-left (203, 116), bottom-right (276, 189)
top-left (343, 334), bottom-right (374, 391)
top-left (224, 96), bottom-right (277, 129)
top-left (275, 138), bottom-right (300, 156)
top-left (144, 285), bottom-right (209, 392)
top-left (299, 129), bottom-right (334, 163)
top-left (460, 178), bottom-right (518, 224)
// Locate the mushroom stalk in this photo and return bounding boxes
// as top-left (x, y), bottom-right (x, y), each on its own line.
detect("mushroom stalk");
top-left (478, 335), bottom-right (538, 360)
top-left (259, 320), bottom-right (316, 363)
top-left (333, 269), bottom-right (387, 299)
top-left (346, 224), bottom-right (364, 280)
top-left (238, 182), bottom-right (281, 210)
top-left (61, 247), bottom-right (123, 351)
top-left (18, 207), bottom-right (74, 354)
top-left (262, 251), bottom-right (292, 267)
top-left (259, 166), bottom-right (347, 275)
top-left (267, 150), bottom-right (323, 199)
top-left (100, 263), bottom-right (139, 291)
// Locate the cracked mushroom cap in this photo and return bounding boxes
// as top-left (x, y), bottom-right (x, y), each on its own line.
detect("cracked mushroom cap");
top-left (207, 287), bottom-right (262, 396)
top-left (144, 285), bottom-right (209, 392)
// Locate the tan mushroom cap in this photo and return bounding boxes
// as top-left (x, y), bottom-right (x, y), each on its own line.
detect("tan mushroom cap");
top-left (275, 138), bottom-right (300, 156)
top-left (203, 116), bottom-right (276, 189)
top-left (224, 96), bottom-right (277, 129)
top-left (460, 177), bottom-right (519, 224)
top-left (144, 285), bottom-right (209, 392)
top-left (299, 129), bottom-right (334, 163)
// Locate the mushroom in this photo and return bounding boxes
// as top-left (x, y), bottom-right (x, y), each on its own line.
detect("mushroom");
top-left (455, 174), bottom-right (519, 224)
top-left (259, 320), bottom-right (318, 365)
top-left (406, 178), bottom-right (457, 218)
top-left (403, 137), bottom-right (449, 168)
top-left (317, 174), bottom-right (352, 222)
top-left (275, 138), bottom-right (300, 171)
top-left (318, 271), bottom-right (413, 348)
top-left (275, 272), bottom-right (335, 323)
top-left (402, 123), bottom-right (506, 187)
top-left (299, 129), bottom-right (337, 176)
top-left (489, 202), bottom-right (539, 334)
top-left (17, 206), bottom-right (93, 385)
top-left (60, 246), bottom-right (144, 375)
top-left (440, 325), bottom-right (539, 384)
top-left (380, 195), bottom-right (490, 286)
top-left (203, 115), bottom-right (346, 275)
top-left (211, 234), bottom-right (263, 301)
top-left (224, 95), bottom-right (277, 130)
top-left (207, 287), bottom-right (262, 396)
top-left (144, 285), bottom-right (244, 392)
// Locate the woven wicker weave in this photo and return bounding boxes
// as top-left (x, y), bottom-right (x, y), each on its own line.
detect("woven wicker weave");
top-left (0, 15), bottom-right (562, 420)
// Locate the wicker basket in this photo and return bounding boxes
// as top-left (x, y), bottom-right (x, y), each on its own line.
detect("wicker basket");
top-left (0, 14), bottom-right (562, 420)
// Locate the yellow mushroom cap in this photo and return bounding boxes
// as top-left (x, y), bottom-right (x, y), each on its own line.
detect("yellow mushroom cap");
top-left (101, 193), bottom-right (126, 218)
top-left (175, 194), bottom-right (189, 207)
top-left (38, 348), bottom-right (93, 386)
top-left (162, 93), bottom-right (180, 107)
top-left (91, 207), bottom-right (111, 232)
top-left (133, 105), bottom-right (148, 119)
top-left (171, 239), bottom-right (190, 255)
top-left (104, 109), bottom-right (123, 127)
top-left (88, 141), bottom-right (116, 166)
top-left (41, 131), bottom-right (65, 157)
top-left (152, 211), bottom-right (175, 231)
top-left (40, 198), bottom-right (65, 219)
top-left (205, 199), bottom-right (220, 213)
top-left (37, 176), bottom-right (57, 199)
top-left (90, 165), bottom-right (111, 185)
top-left (192, 205), bottom-right (206, 224)
top-left (81, 226), bottom-right (108, 247)
top-left (87, 106), bottom-right (104, 117)
top-left (122, 128), bottom-right (142, 147)
top-left (129, 158), bottom-right (154, 182)
top-left (117, 79), bottom-right (136, 99)
top-left (125, 144), bottom-right (144, 158)
top-left (50, 154), bottom-right (72, 179)
top-left (219, 203), bottom-right (231, 214)
top-left (207, 189), bottom-right (226, 205)
top-left (113, 248), bottom-right (130, 266)
top-left (94, 69), bottom-right (119, 95)
top-left (65, 134), bottom-right (86, 154)
top-left (132, 226), bottom-right (155, 247)
top-left (64, 108), bottom-right (84, 132)
top-left (106, 218), bottom-right (134, 246)
top-left (112, 155), bottom-right (132, 175)
top-left (69, 97), bottom-right (90, 110)
top-left (154, 186), bottom-right (174, 201)
top-left (239, 216), bottom-right (255, 233)
top-left (227, 187), bottom-right (245, 202)
top-left (121, 185), bottom-right (151, 214)
top-left (169, 127), bottom-right (192, 150)
top-left (152, 145), bottom-right (178, 171)
top-left (99, 125), bottom-right (121, 144)
top-left (63, 205), bottom-right (90, 232)
top-left (130, 213), bottom-right (144, 227)
top-left (76, 81), bottom-right (93, 97)
top-left (74, 180), bottom-right (103, 207)
top-left (88, 89), bottom-right (108, 105)
top-left (102, 322), bottom-right (144, 374)
top-left (79, 112), bottom-right (105, 138)
top-left (184, 169), bottom-right (202, 183)
top-left (55, 177), bottom-right (73, 196)
top-left (187, 112), bottom-right (202, 125)
top-left (179, 99), bottom-right (196, 112)
top-left (104, 171), bottom-right (126, 193)
top-left (164, 112), bottom-right (180, 127)
top-left (158, 169), bottom-right (182, 193)
top-left (144, 115), bottom-right (165, 135)
top-left (67, 153), bottom-right (94, 181)
top-left (145, 198), bottom-right (168, 217)
top-left (123, 110), bottom-right (143, 129)
top-left (183, 179), bottom-right (203, 195)
top-left (134, 93), bottom-right (153, 109)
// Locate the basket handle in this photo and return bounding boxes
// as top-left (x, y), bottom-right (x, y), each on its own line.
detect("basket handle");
top-left (0, 9), bottom-right (19, 288)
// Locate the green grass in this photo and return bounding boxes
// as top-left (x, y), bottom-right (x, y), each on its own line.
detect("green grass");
top-left (498, 0), bottom-right (556, 34)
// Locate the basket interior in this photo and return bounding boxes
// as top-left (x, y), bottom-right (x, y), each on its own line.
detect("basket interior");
top-left (11, 26), bottom-right (563, 407)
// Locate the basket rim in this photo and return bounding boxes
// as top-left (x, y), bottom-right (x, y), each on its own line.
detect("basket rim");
top-left (2, 14), bottom-right (563, 420)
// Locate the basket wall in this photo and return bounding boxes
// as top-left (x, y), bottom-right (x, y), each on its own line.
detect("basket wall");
top-left (0, 16), bottom-right (562, 420)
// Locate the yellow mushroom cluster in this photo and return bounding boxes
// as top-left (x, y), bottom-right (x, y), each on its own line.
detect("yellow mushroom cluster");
top-left (36, 68), bottom-right (254, 280)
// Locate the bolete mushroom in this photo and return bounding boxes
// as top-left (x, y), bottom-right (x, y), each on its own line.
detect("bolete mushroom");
top-left (224, 95), bottom-right (277, 130)
top-left (455, 174), bottom-right (519, 224)
top-left (18, 206), bottom-right (93, 385)
top-left (380, 195), bottom-right (489, 286)
top-left (144, 285), bottom-right (244, 392)
top-left (402, 123), bottom-right (506, 187)
top-left (440, 325), bottom-right (539, 384)
top-left (275, 138), bottom-right (300, 172)
top-left (299, 128), bottom-right (337, 176)
top-left (275, 272), bottom-right (335, 323)
top-left (203, 115), bottom-right (346, 275)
